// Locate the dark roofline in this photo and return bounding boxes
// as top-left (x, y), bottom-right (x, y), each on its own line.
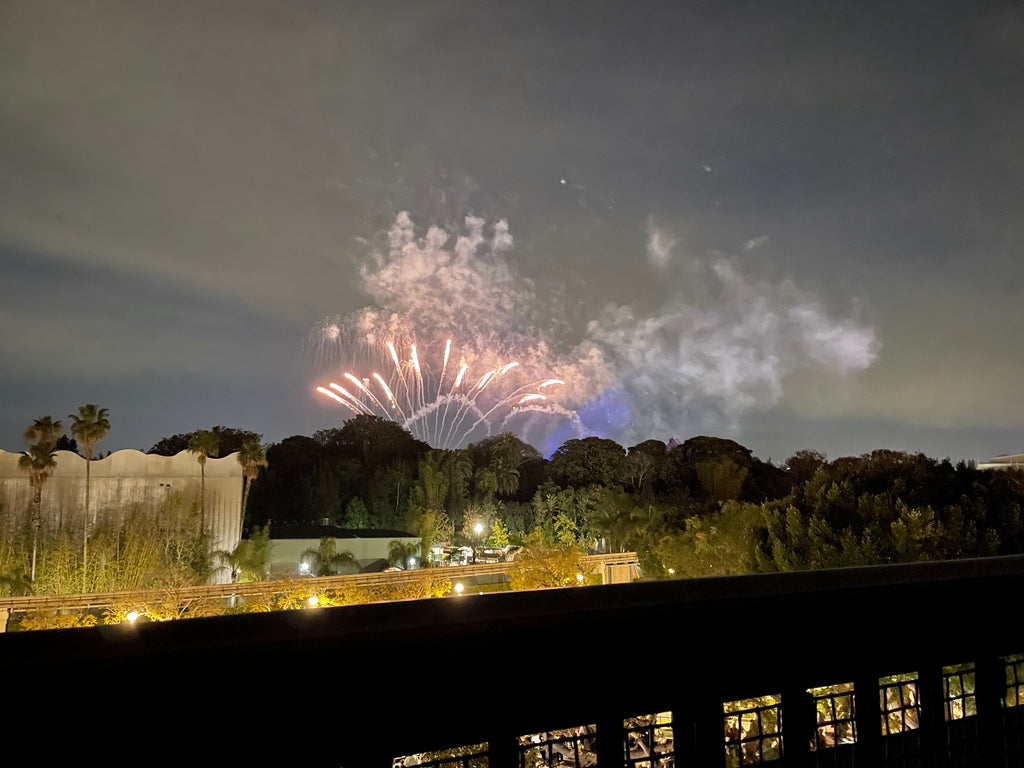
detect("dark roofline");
top-left (263, 525), bottom-right (417, 540)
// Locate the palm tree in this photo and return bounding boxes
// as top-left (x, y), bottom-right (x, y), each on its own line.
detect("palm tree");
top-left (490, 434), bottom-right (522, 497)
top-left (236, 437), bottom-right (267, 541)
top-left (300, 537), bottom-right (359, 577)
top-left (23, 416), bottom-right (64, 448)
top-left (69, 404), bottom-right (110, 593)
top-left (18, 443), bottom-right (58, 583)
top-left (214, 525), bottom-right (271, 583)
top-left (188, 430), bottom-right (220, 532)
top-left (23, 416), bottom-right (66, 530)
top-left (442, 449), bottom-right (473, 511)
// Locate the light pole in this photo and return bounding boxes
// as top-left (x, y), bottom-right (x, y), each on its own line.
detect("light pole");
top-left (473, 521), bottom-right (485, 564)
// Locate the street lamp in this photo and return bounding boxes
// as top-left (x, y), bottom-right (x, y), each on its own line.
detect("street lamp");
top-left (472, 521), bottom-right (485, 563)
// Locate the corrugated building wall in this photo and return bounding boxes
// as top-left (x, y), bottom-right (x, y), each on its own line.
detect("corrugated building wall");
top-left (0, 449), bottom-right (242, 583)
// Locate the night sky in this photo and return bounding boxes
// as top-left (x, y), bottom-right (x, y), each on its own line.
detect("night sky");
top-left (2, 1), bottom-right (1022, 463)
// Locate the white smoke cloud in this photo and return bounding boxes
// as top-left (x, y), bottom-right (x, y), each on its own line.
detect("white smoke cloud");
top-left (583, 250), bottom-right (879, 444)
top-left (743, 234), bottom-right (769, 251)
top-left (313, 212), bottom-right (879, 449)
top-left (360, 212), bottom-right (531, 343)
top-left (645, 216), bottom-right (677, 268)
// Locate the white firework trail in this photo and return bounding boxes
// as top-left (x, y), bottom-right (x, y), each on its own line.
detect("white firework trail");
top-left (316, 337), bottom-right (573, 449)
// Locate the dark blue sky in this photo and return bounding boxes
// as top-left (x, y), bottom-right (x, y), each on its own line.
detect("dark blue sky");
top-left (2, 1), bottom-right (1022, 462)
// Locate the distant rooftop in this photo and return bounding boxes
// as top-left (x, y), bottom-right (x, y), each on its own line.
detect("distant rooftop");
top-left (978, 453), bottom-right (1024, 470)
top-left (261, 525), bottom-right (416, 540)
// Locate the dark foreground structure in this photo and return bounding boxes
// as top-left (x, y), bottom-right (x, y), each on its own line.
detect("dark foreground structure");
top-left (3, 556), bottom-right (1023, 767)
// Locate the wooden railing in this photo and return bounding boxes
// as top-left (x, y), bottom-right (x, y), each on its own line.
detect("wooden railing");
top-left (0, 552), bottom-right (639, 612)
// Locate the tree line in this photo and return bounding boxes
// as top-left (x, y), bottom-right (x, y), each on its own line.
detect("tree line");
top-left (7, 409), bottom-right (1024, 598)
top-left (235, 416), bottom-right (1024, 580)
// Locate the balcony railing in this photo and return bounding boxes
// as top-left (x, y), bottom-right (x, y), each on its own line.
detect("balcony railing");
top-left (1, 555), bottom-right (1021, 767)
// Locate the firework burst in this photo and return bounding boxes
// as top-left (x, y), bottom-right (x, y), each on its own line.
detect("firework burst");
top-left (315, 335), bottom-right (574, 449)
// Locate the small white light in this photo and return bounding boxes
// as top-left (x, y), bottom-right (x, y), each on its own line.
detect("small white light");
top-left (454, 582), bottom-right (464, 595)
top-left (576, 573), bottom-right (584, 583)
top-left (668, 568), bottom-right (676, 575)
top-left (308, 596), bottom-right (319, 608)
top-left (126, 611), bottom-right (139, 624)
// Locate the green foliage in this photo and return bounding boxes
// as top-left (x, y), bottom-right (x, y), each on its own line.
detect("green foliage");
top-left (473, 467), bottom-right (498, 500)
top-left (300, 462), bottom-right (346, 524)
top-left (590, 488), bottom-right (642, 553)
top-left (696, 457), bottom-right (749, 502)
top-left (488, 518), bottom-right (511, 549)
top-left (16, 611), bottom-right (98, 632)
top-left (754, 456), bottom-right (1024, 571)
top-left (1, 492), bottom-right (215, 594)
top-left (548, 437), bottom-right (626, 488)
top-left (237, 436), bottom-right (268, 536)
top-left (188, 430), bottom-right (220, 464)
top-left (343, 497), bottom-right (371, 528)
top-left (410, 509), bottom-right (455, 561)
top-left (468, 432), bottom-right (527, 497)
top-left (532, 486), bottom-right (601, 548)
top-left (18, 443), bottom-right (58, 500)
top-left (508, 528), bottom-right (587, 590)
top-left (300, 537), bottom-right (359, 577)
top-left (216, 524), bottom-right (272, 582)
top-left (23, 416), bottom-right (64, 448)
top-left (387, 539), bottom-right (419, 568)
top-left (496, 501), bottom-right (534, 535)
top-left (149, 426), bottom-right (259, 456)
top-left (656, 501), bottom-right (763, 578)
top-left (623, 446), bottom-right (662, 495)
top-left (68, 405), bottom-right (110, 459)
top-left (367, 459), bottom-right (414, 530)
top-left (410, 450), bottom-right (455, 515)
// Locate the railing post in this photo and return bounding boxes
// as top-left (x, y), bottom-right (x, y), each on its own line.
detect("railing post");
top-left (780, 684), bottom-right (813, 768)
top-left (975, 654), bottom-right (1006, 767)
top-left (688, 696), bottom-right (724, 768)
top-left (596, 714), bottom-right (624, 768)
top-left (488, 733), bottom-right (518, 768)
top-left (918, 662), bottom-right (945, 768)
top-left (853, 670), bottom-right (882, 765)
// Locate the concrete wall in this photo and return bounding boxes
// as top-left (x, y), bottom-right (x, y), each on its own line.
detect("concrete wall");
top-left (0, 449), bottom-right (243, 582)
